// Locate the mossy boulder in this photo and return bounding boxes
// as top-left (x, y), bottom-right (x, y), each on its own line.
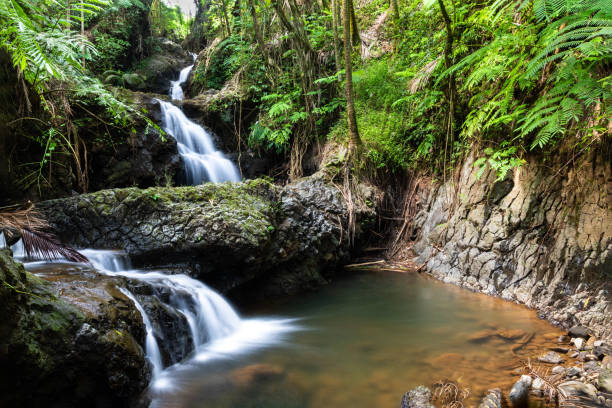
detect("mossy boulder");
top-left (0, 249), bottom-right (150, 407)
top-left (38, 173), bottom-right (376, 297)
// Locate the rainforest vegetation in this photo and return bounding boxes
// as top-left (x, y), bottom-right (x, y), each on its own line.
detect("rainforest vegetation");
top-left (1, 0), bottom-right (610, 201)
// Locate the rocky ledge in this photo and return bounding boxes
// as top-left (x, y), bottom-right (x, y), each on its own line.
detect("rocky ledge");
top-left (0, 249), bottom-right (149, 408)
top-left (37, 172), bottom-right (375, 298)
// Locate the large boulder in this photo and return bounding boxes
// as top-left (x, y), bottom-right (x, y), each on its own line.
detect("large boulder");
top-left (0, 249), bottom-right (150, 408)
top-left (37, 173), bottom-right (376, 297)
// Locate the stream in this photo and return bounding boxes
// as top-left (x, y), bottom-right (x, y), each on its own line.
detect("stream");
top-left (1, 62), bottom-right (568, 408)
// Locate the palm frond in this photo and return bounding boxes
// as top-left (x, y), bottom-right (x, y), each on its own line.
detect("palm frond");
top-left (0, 203), bottom-right (88, 263)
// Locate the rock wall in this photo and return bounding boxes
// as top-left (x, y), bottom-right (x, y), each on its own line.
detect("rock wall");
top-left (37, 174), bottom-right (375, 298)
top-left (412, 152), bottom-right (611, 339)
top-left (0, 249), bottom-right (149, 408)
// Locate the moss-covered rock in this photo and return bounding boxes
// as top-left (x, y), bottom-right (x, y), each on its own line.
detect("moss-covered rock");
top-left (0, 249), bottom-right (150, 407)
top-left (38, 173), bottom-right (376, 297)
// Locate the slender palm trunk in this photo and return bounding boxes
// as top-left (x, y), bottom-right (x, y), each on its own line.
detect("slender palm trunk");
top-left (332, 0), bottom-right (342, 81)
top-left (343, 0), bottom-right (361, 151)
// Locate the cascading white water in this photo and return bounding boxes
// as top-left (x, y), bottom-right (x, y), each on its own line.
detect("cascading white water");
top-left (157, 100), bottom-right (241, 184)
top-left (120, 288), bottom-right (164, 377)
top-left (170, 52), bottom-right (197, 101)
top-left (169, 65), bottom-right (192, 101)
top-left (158, 56), bottom-right (241, 185)
top-left (18, 248), bottom-right (297, 391)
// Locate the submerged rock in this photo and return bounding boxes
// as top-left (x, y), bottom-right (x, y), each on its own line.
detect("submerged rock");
top-left (400, 385), bottom-right (434, 408)
top-left (0, 249), bottom-right (149, 408)
top-left (538, 351), bottom-right (564, 364)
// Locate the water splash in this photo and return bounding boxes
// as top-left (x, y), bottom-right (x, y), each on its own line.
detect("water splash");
top-left (157, 100), bottom-right (241, 184)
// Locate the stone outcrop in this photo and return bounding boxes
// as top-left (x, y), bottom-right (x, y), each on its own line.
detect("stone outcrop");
top-left (37, 173), bottom-right (375, 297)
top-left (133, 39), bottom-right (193, 95)
top-left (89, 123), bottom-right (183, 191)
top-left (0, 249), bottom-right (149, 408)
top-left (412, 152), bottom-right (611, 339)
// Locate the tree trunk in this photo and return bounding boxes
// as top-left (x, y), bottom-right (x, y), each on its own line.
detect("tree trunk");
top-left (349, 0), bottom-right (360, 47)
top-left (220, 0), bottom-right (231, 36)
top-left (248, 0), bottom-right (266, 56)
top-left (332, 0), bottom-right (342, 81)
top-left (343, 0), bottom-right (361, 151)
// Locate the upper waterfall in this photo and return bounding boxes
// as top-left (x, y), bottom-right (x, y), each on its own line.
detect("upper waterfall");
top-left (170, 65), bottom-right (193, 101)
top-left (157, 100), bottom-right (241, 184)
top-left (158, 56), bottom-right (241, 185)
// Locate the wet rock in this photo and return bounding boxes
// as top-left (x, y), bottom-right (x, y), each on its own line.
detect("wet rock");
top-left (410, 154), bottom-right (612, 341)
top-left (38, 172), bottom-right (376, 297)
top-left (558, 381), bottom-right (598, 400)
top-left (133, 39), bottom-right (192, 94)
top-left (552, 366), bottom-right (566, 375)
top-left (0, 249), bottom-right (149, 408)
top-left (568, 326), bottom-right (591, 339)
top-left (538, 351), bottom-right (564, 364)
top-left (558, 335), bottom-right (570, 343)
top-left (479, 388), bottom-right (502, 408)
top-left (89, 121), bottom-right (183, 191)
top-left (509, 375), bottom-right (532, 408)
top-left (566, 367), bottom-right (584, 378)
top-left (569, 351), bottom-right (580, 358)
top-left (400, 386), bottom-right (434, 408)
top-left (550, 346), bottom-right (570, 353)
top-left (583, 361), bottom-right (601, 374)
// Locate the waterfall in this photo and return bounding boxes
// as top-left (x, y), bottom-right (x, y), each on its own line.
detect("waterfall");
top-left (157, 100), bottom-right (241, 184)
top-left (158, 57), bottom-right (241, 185)
top-left (16, 248), bottom-right (297, 390)
top-left (169, 65), bottom-right (192, 101)
top-left (170, 52), bottom-right (197, 102)
top-left (119, 288), bottom-right (164, 377)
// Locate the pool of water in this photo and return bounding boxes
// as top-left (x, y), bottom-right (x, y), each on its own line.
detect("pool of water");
top-left (146, 270), bottom-right (564, 408)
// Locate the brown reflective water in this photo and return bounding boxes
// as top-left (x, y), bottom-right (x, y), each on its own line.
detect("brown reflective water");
top-left (147, 271), bottom-right (566, 408)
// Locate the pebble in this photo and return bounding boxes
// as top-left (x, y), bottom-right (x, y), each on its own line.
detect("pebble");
top-left (478, 388), bottom-right (502, 408)
top-left (573, 337), bottom-right (585, 350)
top-left (569, 351), bottom-right (579, 358)
top-left (568, 325), bottom-right (590, 339)
top-left (538, 351), bottom-right (564, 364)
top-left (532, 378), bottom-right (545, 391)
top-left (566, 366), bottom-right (583, 377)
top-left (552, 366), bottom-right (565, 375)
top-left (558, 335), bottom-right (569, 343)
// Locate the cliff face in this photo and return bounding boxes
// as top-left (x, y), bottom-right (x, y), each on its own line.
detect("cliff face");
top-left (413, 152), bottom-right (611, 338)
